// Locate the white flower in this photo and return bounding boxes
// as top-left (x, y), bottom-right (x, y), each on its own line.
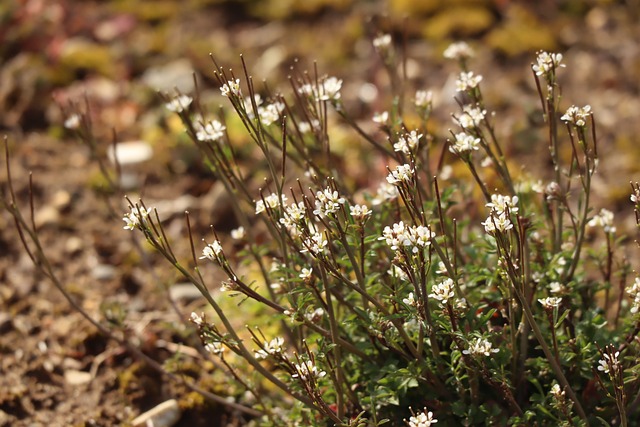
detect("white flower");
top-left (255, 337), bottom-right (285, 359)
top-left (429, 278), bottom-right (455, 304)
top-left (588, 208), bottom-right (615, 233)
top-left (292, 360), bottom-right (326, 381)
top-left (200, 241), bottom-right (223, 261)
top-left (373, 111), bottom-right (389, 125)
top-left (313, 188), bottom-right (346, 218)
top-left (299, 268), bottom-right (313, 280)
top-left (549, 281), bottom-right (566, 294)
top-left (449, 132), bottom-right (480, 154)
top-left (561, 105), bottom-right (591, 127)
top-left (372, 181), bottom-right (400, 205)
top-left (258, 101), bottom-right (285, 126)
top-left (486, 194), bottom-right (519, 216)
top-left (482, 211), bottom-right (513, 234)
top-left (408, 408), bottom-right (438, 427)
top-left (242, 94), bottom-right (263, 115)
top-left (220, 79), bottom-right (241, 97)
top-left (380, 221), bottom-right (408, 251)
top-left (195, 119), bottom-right (226, 142)
top-left (597, 350), bottom-right (620, 374)
top-left (205, 342), bottom-right (225, 355)
top-left (550, 384), bottom-right (565, 400)
top-left (386, 164), bottom-right (414, 185)
top-left (443, 41), bottom-right (474, 60)
top-left (298, 119), bottom-right (320, 134)
top-left (255, 193), bottom-right (288, 214)
top-left (403, 292), bottom-right (416, 306)
top-left (165, 95), bottom-right (193, 113)
top-left (320, 77), bottom-right (342, 101)
top-left (302, 232), bottom-right (328, 255)
top-left (457, 105), bottom-right (486, 130)
top-left (230, 226), bottom-right (246, 240)
top-left (455, 71), bottom-right (482, 92)
top-left (64, 113), bottom-right (81, 129)
top-left (414, 90), bottom-right (433, 109)
top-left (189, 312), bottom-right (203, 326)
top-left (122, 205), bottom-right (153, 231)
top-left (393, 130), bottom-right (422, 154)
top-left (538, 297), bottom-right (562, 309)
top-left (279, 201), bottom-right (307, 236)
top-left (350, 204), bottom-right (371, 222)
top-left (463, 337), bottom-right (499, 357)
top-left (626, 277), bottom-right (640, 314)
top-left (532, 51), bottom-right (565, 76)
top-left (373, 34), bottom-right (392, 50)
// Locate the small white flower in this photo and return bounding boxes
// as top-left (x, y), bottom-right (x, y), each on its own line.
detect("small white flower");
top-left (350, 204), bottom-right (372, 222)
top-left (258, 101), bottom-right (285, 126)
top-left (414, 90), bottom-right (433, 109)
top-left (482, 211), bottom-right (513, 234)
top-left (220, 79), bottom-right (241, 97)
top-left (538, 297), bottom-right (562, 309)
top-left (597, 350), bottom-right (620, 374)
top-left (165, 95), bottom-right (193, 113)
top-left (64, 113), bottom-right (81, 129)
top-left (255, 193), bottom-right (288, 214)
top-left (393, 130), bottom-right (422, 154)
top-left (457, 105), bottom-right (486, 130)
top-left (205, 342), bottom-right (225, 355)
top-left (302, 232), bottom-right (328, 255)
top-left (373, 111), bottom-right (389, 125)
top-left (372, 181), bottom-right (400, 205)
top-left (463, 337), bottom-right (499, 357)
top-left (443, 41), bottom-right (474, 60)
top-left (455, 71), bottom-right (482, 92)
top-left (200, 241), bottom-right (223, 261)
top-left (532, 51), bottom-right (565, 76)
top-left (486, 194), bottom-right (519, 216)
top-left (313, 188), bottom-right (346, 218)
top-left (550, 384), bottom-right (565, 400)
top-left (195, 119), bottom-right (226, 142)
top-left (230, 226), bottom-right (246, 240)
top-left (255, 337), bottom-right (285, 359)
top-left (292, 360), bottom-right (326, 381)
top-left (408, 408), bottom-right (438, 427)
top-left (122, 205), bottom-right (153, 231)
top-left (189, 312), bottom-right (203, 326)
top-left (386, 164), bottom-right (414, 185)
top-left (299, 268), bottom-right (313, 280)
top-left (561, 105), bottom-right (591, 127)
top-left (403, 292), bottom-right (416, 306)
top-left (373, 34), bottom-right (392, 50)
top-left (429, 278), bottom-right (455, 305)
top-left (320, 77), bottom-right (342, 101)
top-left (549, 281), bottom-right (566, 294)
top-left (449, 132), bottom-right (480, 154)
top-left (588, 208), bottom-right (615, 233)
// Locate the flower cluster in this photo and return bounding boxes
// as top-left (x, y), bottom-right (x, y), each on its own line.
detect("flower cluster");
top-left (455, 71), bottom-right (482, 92)
top-left (393, 130), bottom-right (422, 154)
top-left (588, 208), bottom-right (616, 233)
top-left (165, 94), bottom-right (193, 113)
top-left (386, 164), bottom-right (415, 185)
top-left (597, 348), bottom-right (620, 375)
top-left (407, 408), bottom-right (438, 427)
top-left (532, 51), bottom-right (565, 76)
top-left (255, 337), bottom-right (285, 360)
top-left (444, 41), bottom-right (474, 61)
top-left (255, 193), bottom-right (288, 215)
top-left (298, 76), bottom-right (343, 102)
top-left (220, 78), bottom-right (242, 97)
top-left (463, 337), bottom-right (499, 357)
top-left (626, 277), bottom-right (640, 314)
top-left (456, 105), bottom-right (486, 130)
top-left (313, 188), bottom-right (346, 218)
top-left (195, 119), bottom-right (226, 142)
top-left (380, 221), bottom-right (435, 253)
top-left (538, 297), bottom-right (562, 309)
top-left (200, 240), bottom-right (223, 262)
top-left (429, 278), bottom-right (456, 305)
top-left (449, 132), bottom-right (480, 154)
top-left (122, 205), bottom-right (153, 231)
top-left (292, 360), bottom-right (326, 381)
top-left (561, 105), bottom-right (592, 127)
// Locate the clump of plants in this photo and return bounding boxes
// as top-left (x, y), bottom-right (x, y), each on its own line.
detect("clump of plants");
top-left (5, 35), bottom-right (640, 426)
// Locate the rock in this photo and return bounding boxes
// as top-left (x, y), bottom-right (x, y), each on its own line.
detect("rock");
top-left (64, 369), bottom-right (92, 386)
top-left (34, 205), bottom-right (60, 227)
top-left (92, 264), bottom-right (116, 281)
top-left (132, 399), bottom-right (181, 427)
top-left (169, 283), bottom-right (201, 302)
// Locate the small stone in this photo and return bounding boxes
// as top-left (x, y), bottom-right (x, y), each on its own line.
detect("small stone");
top-left (64, 369), bottom-right (92, 386)
top-left (34, 205), bottom-right (60, 227)
top-left (132, 399), bottom-right (181, 427)
top-left (92, 264), bottom-right (116, 281)
top-left (51, 190), bottom-right (71, 211)
top-left (169, 283), bottom-right (201, 302)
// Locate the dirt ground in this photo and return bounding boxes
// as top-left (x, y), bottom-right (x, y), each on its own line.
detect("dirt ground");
top-left (2, 1), bottom-right (640, 426)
